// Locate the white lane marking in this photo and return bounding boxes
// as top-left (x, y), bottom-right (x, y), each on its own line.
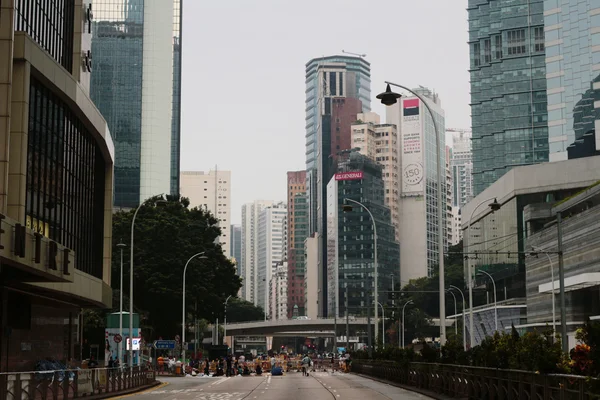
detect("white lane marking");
top-left (267, 375), bottom-right (272, 384)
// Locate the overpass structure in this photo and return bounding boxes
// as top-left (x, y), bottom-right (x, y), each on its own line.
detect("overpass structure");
top-left (225, 318), bottom-right (371, 336)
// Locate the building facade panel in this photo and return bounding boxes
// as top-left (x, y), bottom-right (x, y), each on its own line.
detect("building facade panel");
top-left (468, 0), bottom-right (548, 195)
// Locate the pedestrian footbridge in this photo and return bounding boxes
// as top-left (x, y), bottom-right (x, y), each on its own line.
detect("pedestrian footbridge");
top-left (225, 318), bottom-right (370, 336)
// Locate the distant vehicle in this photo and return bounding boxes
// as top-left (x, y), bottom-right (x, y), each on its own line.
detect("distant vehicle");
top-left (296, 316), bottom-right (311, 320)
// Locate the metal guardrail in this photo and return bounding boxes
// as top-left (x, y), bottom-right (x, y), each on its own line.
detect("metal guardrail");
top-left (352, 361), bottom-right (600, 400)
top-left (0, 366), bottom-right (156, 399)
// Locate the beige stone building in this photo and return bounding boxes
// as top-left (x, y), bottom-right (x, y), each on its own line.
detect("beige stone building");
top-left (351, 112), bottom-right (400, 241)
top-left (180, 170), bottom-right (231, 258)
top-left (0, 0), bottom-right (114, 370)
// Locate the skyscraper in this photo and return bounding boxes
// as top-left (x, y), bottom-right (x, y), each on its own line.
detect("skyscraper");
top-left (543, 1), bottom-right (600, 160)
top-left (287, 171), bottom-right (307, 317)
top-left (449, 129), bottom-right (473, 245)
top-left (91, 0), bottom-right (182, 208)
top-left (386, 88), bottom-right (446, 280)
top-left (241, 200), bottom-right (274, 304)
top-left (257, 203), bottom-right (287, 314)
top-left (305, 55), bottom-right (370, 316)
top-left (351, 112), bottom-right (401, 241)
top-left (468, 0), bottom-right (548, 195)
top-left (230, 224), bottom-right (242, 274)
top-left (180, 170), bottom-right (231, 257)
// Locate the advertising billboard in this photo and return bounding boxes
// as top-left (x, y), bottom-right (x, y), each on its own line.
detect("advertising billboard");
top-left (334, 171), bottom-right (363, 181)
top-left (401, 98), bottom-right (424, 194)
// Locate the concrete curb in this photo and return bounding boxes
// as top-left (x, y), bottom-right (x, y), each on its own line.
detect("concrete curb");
top-left (87, 380), bottom-right (163, 399)
top-left (352, 372), bottom-right (464, 400)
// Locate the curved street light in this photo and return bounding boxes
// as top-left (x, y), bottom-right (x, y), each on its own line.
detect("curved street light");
top-left (377, 302), bottom-right (385, 347)
top-left (182, 252), bottom-right (208, 366)
top-left (530, 248), bottom-right (556, 334)
top-left (446, 289), bottom-right (458, 337)
top-left (466, 197), bottom-right (501, 347)
top-left (343, 198), bottom-right (378, 341)
top-left (477, 270), bottom-right (498, 333)
top-left (377, 82), bottom-right (447, 346)
top-left (129, 196), bottom-right (166, 369)
top-left (401, 300), bottom-right (414, 349)
top-left (449, 285), bottom-right (467, 351)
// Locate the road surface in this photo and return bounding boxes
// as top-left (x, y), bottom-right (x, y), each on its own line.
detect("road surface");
top-left (113, 371), bottom-right (431, 399)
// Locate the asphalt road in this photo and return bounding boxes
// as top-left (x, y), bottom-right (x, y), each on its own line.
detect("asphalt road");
top-left (111, 371), bottom-right (431, 400)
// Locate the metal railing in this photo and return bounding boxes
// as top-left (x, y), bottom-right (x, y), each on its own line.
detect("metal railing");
top-left (352, 361), bottom-right (600, 399)
top-left (0, 366), bottom-right (156, 400)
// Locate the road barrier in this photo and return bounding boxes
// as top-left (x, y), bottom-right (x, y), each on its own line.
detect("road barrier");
top-left (0, 366), bottom-right (157, 399)
top-left (352, 360), bottom-right (600, 399)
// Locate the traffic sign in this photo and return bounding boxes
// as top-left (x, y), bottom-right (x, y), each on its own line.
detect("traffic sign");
top-left (153, 340), bottom-right (176, 350)
top-left (114, 334), bottom-right (122, 343)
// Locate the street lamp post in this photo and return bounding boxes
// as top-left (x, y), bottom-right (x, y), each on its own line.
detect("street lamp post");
top-left (224, 295), bottom-right (232, 352)
top-left (377, 302), bottom-right (385, 347)
top-left (446, 289), bottom-right (458, 337)
top-left (401, 300), bottom-right (413, 349)
top-left (129, 196), bottom-right (166, 369)
top-left (449, 285), bottom-right (467, 351)
top-left (477, 270), bottom-right (498, 333)
top-left (530, 248), bottom-right (556, 333)
top-left (377, 82), bottom-right (447, 346)
top-left (465, 197), bottom-right (501, 348)
top-left (116, 240), bottom-right (126, 367)
top-left (182, 252), bottom-right (207, 367)
top-left (343, 198), bottom-right (379, 341)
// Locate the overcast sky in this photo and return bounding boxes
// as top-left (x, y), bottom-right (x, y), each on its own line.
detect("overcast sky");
top-left (180, 0), bottom-right (470, 225)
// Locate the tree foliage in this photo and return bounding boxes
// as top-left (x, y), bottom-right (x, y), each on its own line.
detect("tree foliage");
top-left (111, 195), bottom-right (241, 340)
top-left (226, 298), bottom-right (265, 323)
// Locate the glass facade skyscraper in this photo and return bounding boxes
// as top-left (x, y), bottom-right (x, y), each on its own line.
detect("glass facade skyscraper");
top-left (91, 0), bottom-right (182, 208)
top-left (544, 0), bottom-right (600, 161)
top-left (468, 0), bottom-right (548, 195)
top-left (304, 55), bottom-right (370, 316)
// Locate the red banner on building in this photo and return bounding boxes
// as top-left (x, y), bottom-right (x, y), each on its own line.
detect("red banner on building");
top-left (335, 171), bottom-right (364, 181)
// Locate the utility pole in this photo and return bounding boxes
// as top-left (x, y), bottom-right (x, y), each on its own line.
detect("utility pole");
top-left (367, 288), bottom-right (372, 358)
top-left (346, 285), bottom-right (350, 352)
top-left (556, 212), bottom-right (568, 353)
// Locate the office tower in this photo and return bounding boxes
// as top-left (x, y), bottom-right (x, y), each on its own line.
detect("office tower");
top-left (180, 170), bottom-right (231, 257)
top-left (241, 200), bottom-right (274, 304)
top-left (445, 146), bottom-right (454, 246)
top-left (468, 0), bottom-right (548, 195)
top-left (351, 112), bottom-right (400, 241)
top-left (326, 152), bottom-right (400, 318)
top-left (230, 225), bottom-right (242, 274)
top-left (386, 88), bottom-right (446, 280)
top-left (91, 0), bottom-right (182, 208)
top-left (305, 55), bottom-right (371, 316)
top-left (0, 0), bottom-right (114, 370)
top-left (287, 171), bottom-right (307, 317)
top-left (304, 235), bottom-right (320, 320)
top-left (543, 2), bottom-right (600, 160)
top-left (257, 203), bottom-right (287, 314)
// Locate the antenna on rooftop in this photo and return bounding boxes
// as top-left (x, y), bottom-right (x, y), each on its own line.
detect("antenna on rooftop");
top-left (342, 49), bottom-right (367, 58)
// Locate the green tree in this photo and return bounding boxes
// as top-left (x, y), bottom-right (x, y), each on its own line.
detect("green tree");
top-left (111, 195), bottom-right (241, 340)
top-left (226, 298), bottom-right (265, 322)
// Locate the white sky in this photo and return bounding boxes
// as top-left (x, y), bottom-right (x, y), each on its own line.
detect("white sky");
top-left (180, 0), bottom-right (470, 225)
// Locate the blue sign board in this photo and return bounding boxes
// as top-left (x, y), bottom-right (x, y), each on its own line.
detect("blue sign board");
top-left (153, 340), bottom-right (176, 350)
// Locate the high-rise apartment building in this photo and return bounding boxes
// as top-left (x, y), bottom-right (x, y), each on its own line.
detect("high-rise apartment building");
top-left (180, 170), bottom-right (231, 257)
top-left (449, 129), bottom-right (473, 209)
top-left (305, 55), bottom-right (370, 316)
top-left (326, 153), bottom-right (400, 317)
top-left (241, 200), bottom-right (274, 304)
top-left (287, 171), bottom-right (307, 317)
top-left (0, 0), bottom-right (114, 370)
top-left (257, 203), bottom-right (287, 313)
top-left (543, 1), bottom-right (600, 160)
top-left (386, 88), bottom-right (447, 280)
top-left (230, 225), bottom-right (242, 275)
top-left (91, 0), bottom-right (182, 208)
top-left (468, 0), bottom-right (548, 195)
top-left (352, 112), bottom-right (400, 241)
top-left (446, 146), bottom-right (454, 246)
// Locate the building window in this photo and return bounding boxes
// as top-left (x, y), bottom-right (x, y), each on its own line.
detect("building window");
top-left (329, 72), bottom-right (337, 96)
top-left (534, 27), bottom-right (545, 52)
top-left (483, 38), bottom-right (491, 63)
top-left (26, 78), bottom-right (106, 279)
top-left (472, 42), bottom-right (481, 67)
top-left (494, 34), bottom-right (503, 59)
top-left (14, 0), bottom-right (75, 72)
top-left (507, 29), bottom-right (526, 55)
